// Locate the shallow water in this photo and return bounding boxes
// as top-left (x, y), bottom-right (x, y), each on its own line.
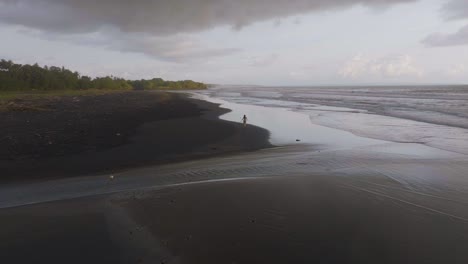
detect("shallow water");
top-left (197, 85), bottom-right (468, 155)
top-left (194, 94), bottom-right (384, 149)
top-left (193, 93), bottom-right (462, 159)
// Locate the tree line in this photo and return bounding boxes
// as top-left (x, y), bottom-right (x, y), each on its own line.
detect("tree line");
top-left (0, 59), bottom-right (207, 91)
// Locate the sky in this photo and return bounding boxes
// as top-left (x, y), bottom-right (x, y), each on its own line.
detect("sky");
top-left (0, 0), bottom-right (468, 86)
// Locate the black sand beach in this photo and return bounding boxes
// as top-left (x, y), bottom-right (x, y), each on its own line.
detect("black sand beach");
top-left (2, 0), bottom-right (468, 261)
top-left (2, 175), bottom-right (468, 264)
top-left (0, 91), bottom-right (271, 183)
top-left (2, 90), bottom-right (468, 264)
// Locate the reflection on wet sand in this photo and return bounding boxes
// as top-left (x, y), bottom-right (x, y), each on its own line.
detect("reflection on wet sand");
top-left (2, 92), bottom-right (468, 263)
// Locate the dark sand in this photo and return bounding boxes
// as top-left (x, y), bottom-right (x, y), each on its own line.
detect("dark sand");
top-left (1, 175), bottom-right (468, 264)
top-left (2, 91), bottom-right (468, 264)
top-left (0, 91), bottom-right (271, 183)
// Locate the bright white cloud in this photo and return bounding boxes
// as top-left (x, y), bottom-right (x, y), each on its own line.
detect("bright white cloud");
top-left (446, 64), bottom-right (467, 76)
top-left (340, 54), bottom-right (424, 79)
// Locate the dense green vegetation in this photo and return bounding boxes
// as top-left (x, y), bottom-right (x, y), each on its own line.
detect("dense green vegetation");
top-left (129, 78), bottom-right (207, 90)
top-left (0, 59), bottom-right (207, 91)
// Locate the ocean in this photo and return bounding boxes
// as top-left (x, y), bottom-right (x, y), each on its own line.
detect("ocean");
top-left (196, 85), bottom-right (468, 155)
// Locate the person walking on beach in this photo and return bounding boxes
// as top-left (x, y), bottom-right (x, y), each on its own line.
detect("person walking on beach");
top-left (242, 115), bottom-right (248, 127)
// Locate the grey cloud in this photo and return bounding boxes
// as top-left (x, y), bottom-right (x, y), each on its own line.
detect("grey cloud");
top-left (423, 0), bottom-right (468, 47)
top-left (114, 36), bottom-right (242, 62)
top-left (0, 0), bottom-right (417, 35)
top-left (423, 24), bottom-right (468, 47)
top-left (440, 0), bottom-right (468, 20)
top-left (27, 29), bottom-right (241, 61)
top-left (0, 0), bottom-right (416, 61)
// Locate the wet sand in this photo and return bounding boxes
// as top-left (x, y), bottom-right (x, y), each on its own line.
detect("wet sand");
top-left (0, 91), bottom-right (271, 183)
top-left (2, 174), bottom-right (468, 264)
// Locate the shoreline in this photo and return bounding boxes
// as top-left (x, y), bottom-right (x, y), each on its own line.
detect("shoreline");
top-left (202, 86), bottom-right (468, 156)
top-left (2, 90), bottom-right (468, 263)
top-left (0, 91), bottom-right (272, 183)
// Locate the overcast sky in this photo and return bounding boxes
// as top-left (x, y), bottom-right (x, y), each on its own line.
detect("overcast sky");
top-left (1, 0), bottom-right (467, 85)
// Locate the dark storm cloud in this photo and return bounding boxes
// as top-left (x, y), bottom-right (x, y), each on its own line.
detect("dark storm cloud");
top-left (423, 0), bottom-right (468, 47)
top-left (0, 0), bottom-right (416, 60)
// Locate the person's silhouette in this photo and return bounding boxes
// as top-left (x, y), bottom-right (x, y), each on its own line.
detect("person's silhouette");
top-left (242, 115), bottom-right (248, 127)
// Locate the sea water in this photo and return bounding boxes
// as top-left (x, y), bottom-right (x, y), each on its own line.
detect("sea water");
top-left (194, 85), bottom-right (468, 156)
